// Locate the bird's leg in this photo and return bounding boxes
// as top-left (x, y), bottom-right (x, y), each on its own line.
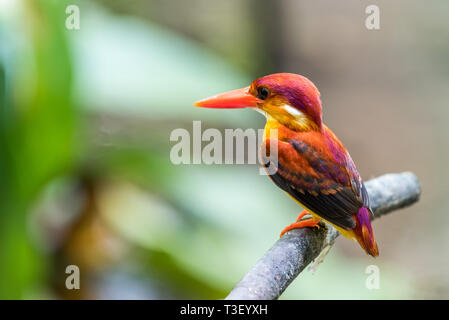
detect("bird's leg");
top-left (280, 210), bottom-right (321, 237)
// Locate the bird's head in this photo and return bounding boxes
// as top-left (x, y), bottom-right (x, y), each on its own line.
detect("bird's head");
top-left (195, 73), bottom-right (323, 131)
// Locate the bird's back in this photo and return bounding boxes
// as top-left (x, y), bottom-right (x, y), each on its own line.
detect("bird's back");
top-left (262, 120), bottom-right (378, 256)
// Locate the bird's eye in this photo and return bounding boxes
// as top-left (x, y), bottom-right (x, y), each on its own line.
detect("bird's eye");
top-left (257, 87), bottom-right (270, 100)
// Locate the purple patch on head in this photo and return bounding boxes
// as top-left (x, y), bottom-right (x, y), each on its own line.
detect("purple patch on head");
top-left (253, 73), bottom-right (323, 127)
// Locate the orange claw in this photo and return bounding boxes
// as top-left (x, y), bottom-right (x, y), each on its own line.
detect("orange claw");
top-left (280, 213), bottom-right (321, 238)
top-left (295, 210), bottom-right (308, 222)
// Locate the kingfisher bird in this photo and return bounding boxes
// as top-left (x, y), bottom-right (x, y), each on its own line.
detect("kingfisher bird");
top-left (194, 73), bottom-right (379, 257)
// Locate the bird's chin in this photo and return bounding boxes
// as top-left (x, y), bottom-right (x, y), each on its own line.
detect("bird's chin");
top-left (252, 107), bottom-right (268, 118)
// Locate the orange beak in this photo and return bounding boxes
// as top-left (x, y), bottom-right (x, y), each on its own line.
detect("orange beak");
top-left (194, 86), bottom-right (259, 109)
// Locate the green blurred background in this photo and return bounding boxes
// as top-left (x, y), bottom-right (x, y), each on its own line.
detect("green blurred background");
top-left (0, 0), bottom-right (448, 299)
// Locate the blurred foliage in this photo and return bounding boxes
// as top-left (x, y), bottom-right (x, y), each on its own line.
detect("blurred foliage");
top-left (0, 0), bottom-right (76, 298)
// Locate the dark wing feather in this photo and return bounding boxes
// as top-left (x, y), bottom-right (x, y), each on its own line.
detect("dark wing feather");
top-left (263, 138), bottom-right (368, 230)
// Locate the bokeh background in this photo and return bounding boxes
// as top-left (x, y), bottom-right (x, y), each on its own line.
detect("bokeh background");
top-left (0, 0), bottom-right (448, 299)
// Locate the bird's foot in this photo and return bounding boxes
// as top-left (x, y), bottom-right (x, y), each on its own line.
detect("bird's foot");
top-left (280, 211), bottom-right (321, 238)
top-left (294, 210), bottom-right (309, 222)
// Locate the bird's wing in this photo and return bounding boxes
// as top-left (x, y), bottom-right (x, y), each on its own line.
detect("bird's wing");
top-left (262, 138), bottom-right (369, 230)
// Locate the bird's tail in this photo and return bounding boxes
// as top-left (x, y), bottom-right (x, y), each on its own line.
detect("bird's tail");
top-left (353, 207), bottom-right (379, 257)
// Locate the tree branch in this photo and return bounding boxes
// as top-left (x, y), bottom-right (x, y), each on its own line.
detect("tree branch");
top-left (225, 172), bottom-right (421, 300)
